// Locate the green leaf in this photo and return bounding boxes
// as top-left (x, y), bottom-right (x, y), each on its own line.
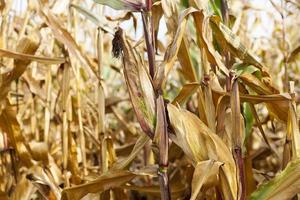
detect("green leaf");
top-left (233, 63), bottom-right (260, 77)
top-left (180, 0), bottom-right (189, 8)
top-left (209, 0), bottom-right (222, 18)
top-left (243, 102), bottom-right (253, 146)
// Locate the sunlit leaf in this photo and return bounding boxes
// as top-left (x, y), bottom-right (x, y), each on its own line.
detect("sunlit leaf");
top-left (167, 104), bottom-right (237, 199)
top-left (191, 160), bottom-right (223, 200)
top-left (172, 82), bottom-right (200, 105)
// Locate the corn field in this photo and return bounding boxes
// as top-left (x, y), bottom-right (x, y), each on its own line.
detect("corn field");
top-left (0, 0), bottom-right (300, 199)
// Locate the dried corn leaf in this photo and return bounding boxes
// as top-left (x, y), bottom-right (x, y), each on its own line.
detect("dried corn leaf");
top-left (287, 83), bottom-right (300, 159)
top-left (209, 15), bottom-right (270, 76)
top-left (287, 45), bottom-right (300, 63)
top-left (212, 88), bottom-right (291, 104)
top-left (0, 48), bottom-right (65, 64)
top-left (62, 168), bottom-right (156, 200)
top-left (26, 166), bottom-right (62, 200)
top-left (62, 171), bottom-right (135, 200)
top-left (0, 103), bottom-right (32, 167)
top-left (191, 160), bottom-right (223, 200)
top-left (203, 81), bottom-right (217, 132)
top-left (192, 9), bottom-right (229, 76)
top-left (11, 174), bottom-right (34, 200)
top-left (178, 38), bottom-right (198, 82)
top-left (112, 134), bottom-right (150, 170)
top-left (120, 182), bottom-right (187, 199)
top-left (0, 36), bottom-right (40, 102)
top-left (167, 104), bottom-right (237, 199)
top-left (37, 6), bottom-right (99, 80)
top-left (239, 73), bottom-right (274, 95)
top-left (154, 7), bottom-right (195, 88)
top-left (250, 159), bottom-right (300, 200)
top-left (172, 82), bottom-right (200, 105)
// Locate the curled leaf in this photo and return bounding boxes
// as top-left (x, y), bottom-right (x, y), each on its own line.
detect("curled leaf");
top-left (167, 104), bottom-right (237, 199)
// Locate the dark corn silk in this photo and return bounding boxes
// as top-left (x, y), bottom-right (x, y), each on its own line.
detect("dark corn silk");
top-left (112, 28), bottom-right (124, 58)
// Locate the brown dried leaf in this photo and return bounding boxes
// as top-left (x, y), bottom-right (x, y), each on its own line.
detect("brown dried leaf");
top-left (62, 167), bottom-right (156, 200)
top-left (112, 134), bottom-right (150, 170)
top-left (0, 103), bottom-right (32, 167)
top-left (178, 38), bottom-right (198, 82)
top-left (191, 160), bottom-right (223, 200)
top-left (167, 104), bottom-right (237, 199)
top-left (0, 36), bottom-right (40, 102)
top-left (37, 6), bottom-right (99, 80)
top-left (0, 48), bottom-right (65, 64)
top-left (172, 82), bottom-right (200, 105)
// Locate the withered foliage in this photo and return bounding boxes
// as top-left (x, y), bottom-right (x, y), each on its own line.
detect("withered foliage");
top-left (0, 0), bottom-right (300, 200)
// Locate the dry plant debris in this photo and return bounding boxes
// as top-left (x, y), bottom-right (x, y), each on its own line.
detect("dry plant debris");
top-left (0, 0), bottom-right (300, 199)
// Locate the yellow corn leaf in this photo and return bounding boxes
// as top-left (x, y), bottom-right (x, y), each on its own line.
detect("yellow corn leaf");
top-left (287, 45), bottom-right (300, 63)
top-left (11, 174), bottom-right (34, 200)
top-left (287, 83), bottom-right (300, 159)
top-left (62, 171), bottom-right (136, 200)
top-left (0, 48), bottom-right (65, 64)
top-left (178, 38), bottom-right (198, 82)
top-left (167, 104), bottom-right (237, 199)
top-left (154, 7), bottom-right (191, 88)
top-left (209, 15), bottom-right (269, 76)
top-left (112, 134), bottom-right (150, 170)
top-left (239, 73), bottom-right (274, 95)
top-left (250, 159), bottom-right (300, 200)
top-left (192, 10), bottom-right (229, 76)
top-left (191, 160), bottom-right (223, 200)
top-left (0, 103), bottom-right (32, 167)
top-left (61, 167), bottom-right (156, 200)
top-left (37, 5), bottom-right (99, 80)
top-left (0, 36), bottom-right (40, 102)
top-left (172, 82), bottom-right (200, 105)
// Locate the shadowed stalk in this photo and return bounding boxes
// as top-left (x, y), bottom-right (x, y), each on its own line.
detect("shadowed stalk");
top-left (220, 0), bottom-right (229, 24)
top-left (281, 0), bottom-right (289, 91)
top-left (155, 95), bottom-right (171, 200)
top-left (62, 59), bottom-right (70, 186)
top-left (141, 8), bottom-right (155, 79)
top-left (97, 26), bottom-right (105, 136)
top-left (220, 0), bottom-right (231, 91)
top-left (44, 68), bottom-right (52, 144)
top-left (231, 75), bottom-right (246, 200)
top-left (97, 7), bottom-right (106, 177)
top-left (141, 1), bottom-right (170, 198)
top-left (71, 7), bottom-right (87, 175)
top-left (146, 0), bottom-right (152, 11)
top-left (284, 81), bottom-right (300, 166)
